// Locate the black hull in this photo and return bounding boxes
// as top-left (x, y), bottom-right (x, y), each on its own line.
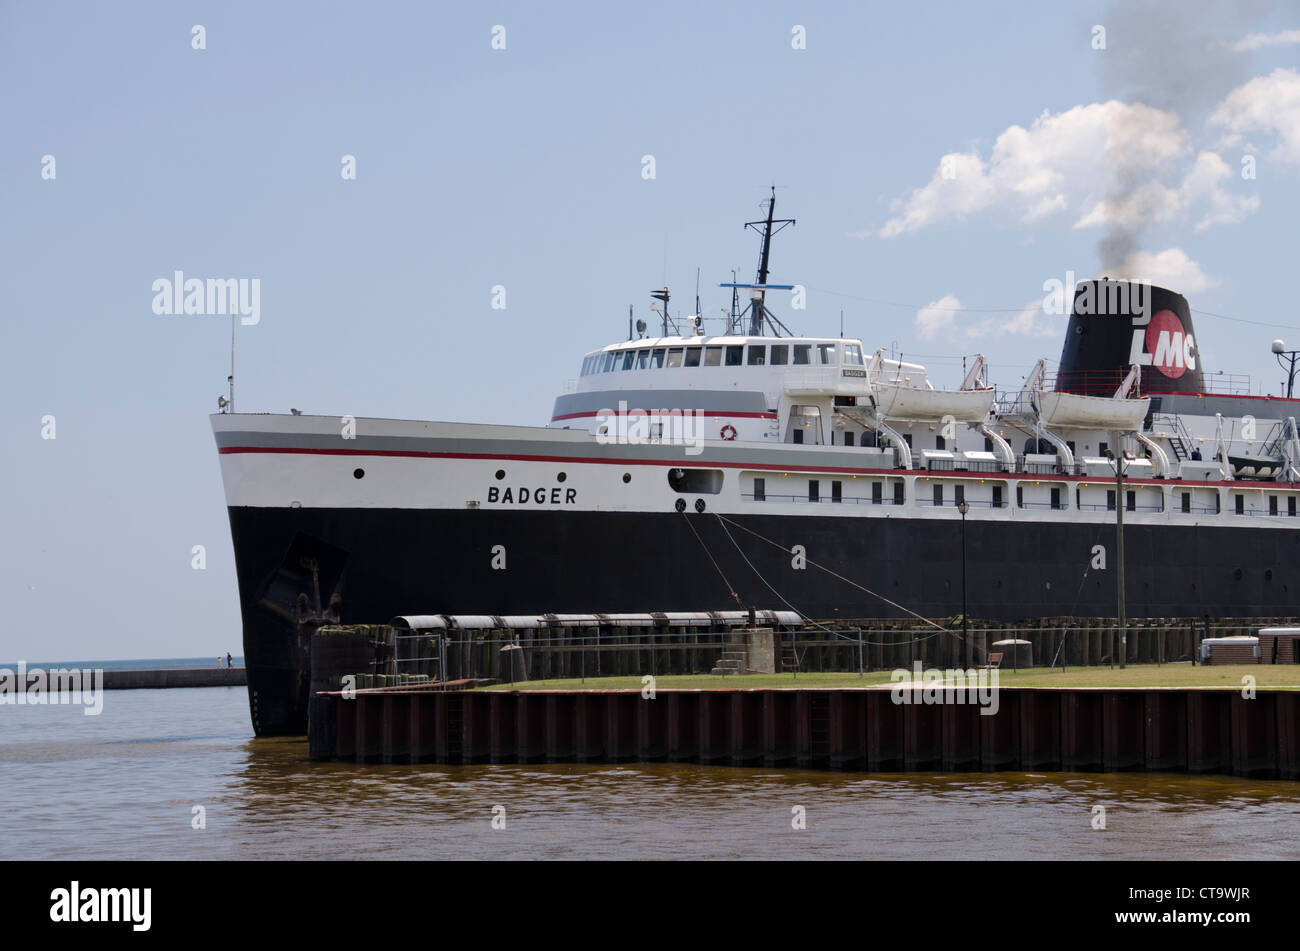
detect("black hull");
top-left (228, 505), bottom-right (1300, 735)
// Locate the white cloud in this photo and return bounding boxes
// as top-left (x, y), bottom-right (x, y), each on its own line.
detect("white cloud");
top-left (915, 295), bottom-right (1059, 341)
top-left (1211, 67), bottom-right (1300, 165)
top-left (874, 100), bottom-right (1257, 239)
top-left (1001, 299), bottom-right (1061, 337)
top-left (876, 101), bottom-right (1188, 237)
top-left (1104, 247), bottom-right (1219, 294)
top-left (1231, 29), bottom-right (1300, 53)
top-left (915, 294), bottom-right (963, 339)
top-left (1072, 151), bottom-right (1258, 233)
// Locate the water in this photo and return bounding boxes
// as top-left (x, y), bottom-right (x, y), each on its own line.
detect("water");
top-left (3, 686), bottom-right (1299, 860)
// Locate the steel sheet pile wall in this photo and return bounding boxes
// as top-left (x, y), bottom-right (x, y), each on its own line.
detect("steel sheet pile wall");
top-left (310, 688), bottom-right (1300, 780)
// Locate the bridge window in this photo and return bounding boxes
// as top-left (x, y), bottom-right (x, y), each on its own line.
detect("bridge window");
top-left (725, 345), bottom-right (744, 366)
top-left (704, 346), bottom-right (722, 366)
top-left (747, 345), bottom-right (766, 365)
top-left (666, 348), bottom-right (684, 368)
top-left (817, 343), bottom-right (837, 365)
top-left (602, 352), bottom-right (615, 372)
top-left (636, 349), bottom-right (650, 369)
top-left (621, 351), bottom-right (636, 370)
top-left (684, 347), bottom-right (702, 368)
top-left (844, 344), bottom-right (864, 365)
top-left (793, 345), bottom-right (811, 365)
top-left (650, 348), bottom-right (666, 368)
top-left (770, 345), bottom-right (789, 365)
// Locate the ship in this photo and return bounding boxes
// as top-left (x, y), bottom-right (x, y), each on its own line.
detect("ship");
top-left (213, 191), bottom-right (1300, 735)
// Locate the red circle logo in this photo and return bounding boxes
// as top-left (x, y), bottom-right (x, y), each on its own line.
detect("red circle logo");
top-left (720, 424), bottom-right (738, 440)
top-left (1144, 309), bottom-right (1188, 379)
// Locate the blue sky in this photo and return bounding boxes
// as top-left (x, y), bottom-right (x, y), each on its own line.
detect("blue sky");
top-left (4, 1), bottom-right (1300, 660)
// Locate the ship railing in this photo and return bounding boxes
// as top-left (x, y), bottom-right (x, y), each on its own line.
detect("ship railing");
top-left (914, 498), bottom-right (1002, 509)
top-left (917, 459), bottom-right (1010, 474)
top-left (742, 493), bottom-right (903, 505)
top-left (1076, 502), bottom-right (1165, 513)
top-left (1019, 460), bottom-right (1060, 476)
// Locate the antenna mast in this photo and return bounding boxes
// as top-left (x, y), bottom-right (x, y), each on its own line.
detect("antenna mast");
top-left (729, 269), bottom-right (740, 334)
top-left (228, 313), bottom-right (235, 413)
top-left (743, 187), bottom-right (795, 336)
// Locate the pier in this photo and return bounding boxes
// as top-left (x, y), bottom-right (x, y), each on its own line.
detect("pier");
top-left (308, 685), bottom-right (1300, 780)
top-left (101, 668), bottom-right (246, 689)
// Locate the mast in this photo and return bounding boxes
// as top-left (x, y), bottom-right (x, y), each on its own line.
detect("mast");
top-left (743, 187), bottom-right (795, 336)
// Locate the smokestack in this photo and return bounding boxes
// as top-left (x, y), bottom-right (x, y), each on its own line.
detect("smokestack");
top-left (1057, 279), bottom-right (1204, 396)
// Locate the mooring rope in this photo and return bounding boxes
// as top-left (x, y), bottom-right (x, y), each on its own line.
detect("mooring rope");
top-left (679, 510), bottom-right (741, 605)
top-left (710, 513), bottom-right (843, 638)
top-left (711, 512), bottom-right (947, 633)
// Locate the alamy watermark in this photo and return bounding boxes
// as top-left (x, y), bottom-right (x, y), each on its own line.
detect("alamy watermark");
top-left (889, 662), bottom-right (1000, 715)
top-left (1042, 271), bottom-right (1152, 318)
top-left (151, 271), bottom-right (260, 325)
top-left (0, 662), bottom-right (104, 715)
top-left (595, 401), bottom-right (705, 456)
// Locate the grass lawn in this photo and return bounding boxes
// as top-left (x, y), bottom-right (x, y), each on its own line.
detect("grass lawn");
top-left (479, 663), bottom-right (1300, 691)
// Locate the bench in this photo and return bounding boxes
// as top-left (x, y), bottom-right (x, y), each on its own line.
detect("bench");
top-left (979, 651), bottom-right (1003, 670)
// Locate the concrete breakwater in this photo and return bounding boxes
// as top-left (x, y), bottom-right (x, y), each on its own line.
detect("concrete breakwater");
top-left (308, 686), bottom-right (1300, 780)
top-left (100, 668), bottom-right (246, 689)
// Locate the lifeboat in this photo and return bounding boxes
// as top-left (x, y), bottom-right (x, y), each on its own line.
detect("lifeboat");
top-left (870, 381), bottom-right (996, 422)
top-left (1033, 389), bottom-right (1150, 430)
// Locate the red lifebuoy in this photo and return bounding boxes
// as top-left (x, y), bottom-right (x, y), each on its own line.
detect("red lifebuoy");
top-left (720, 424), bottom-right (738, 441)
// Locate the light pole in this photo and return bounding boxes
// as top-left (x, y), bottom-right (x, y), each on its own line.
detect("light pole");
top-left (1107, 449), bottom-right (1127, 670)
top-left (1273, 340), bottom-right (1300, 398)
top-left (958, 500), bottom-right (970, 670)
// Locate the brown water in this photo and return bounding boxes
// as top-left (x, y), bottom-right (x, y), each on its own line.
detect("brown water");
top-left (3, 686), bottom-right (1299, 860)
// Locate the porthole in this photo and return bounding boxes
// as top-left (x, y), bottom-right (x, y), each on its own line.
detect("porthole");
top-left (353, 468), bottom-right (365, 479)
top-left (694, 498), bottom-right (706, 513)
top-left (623, 473), bottom-right (632, 484)
top-left (557, 472), bottom-right (567, 483)
top-left (495, 469), bottom-right (505, 480)
top-left (674, 498), bottom-right (686, 513)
